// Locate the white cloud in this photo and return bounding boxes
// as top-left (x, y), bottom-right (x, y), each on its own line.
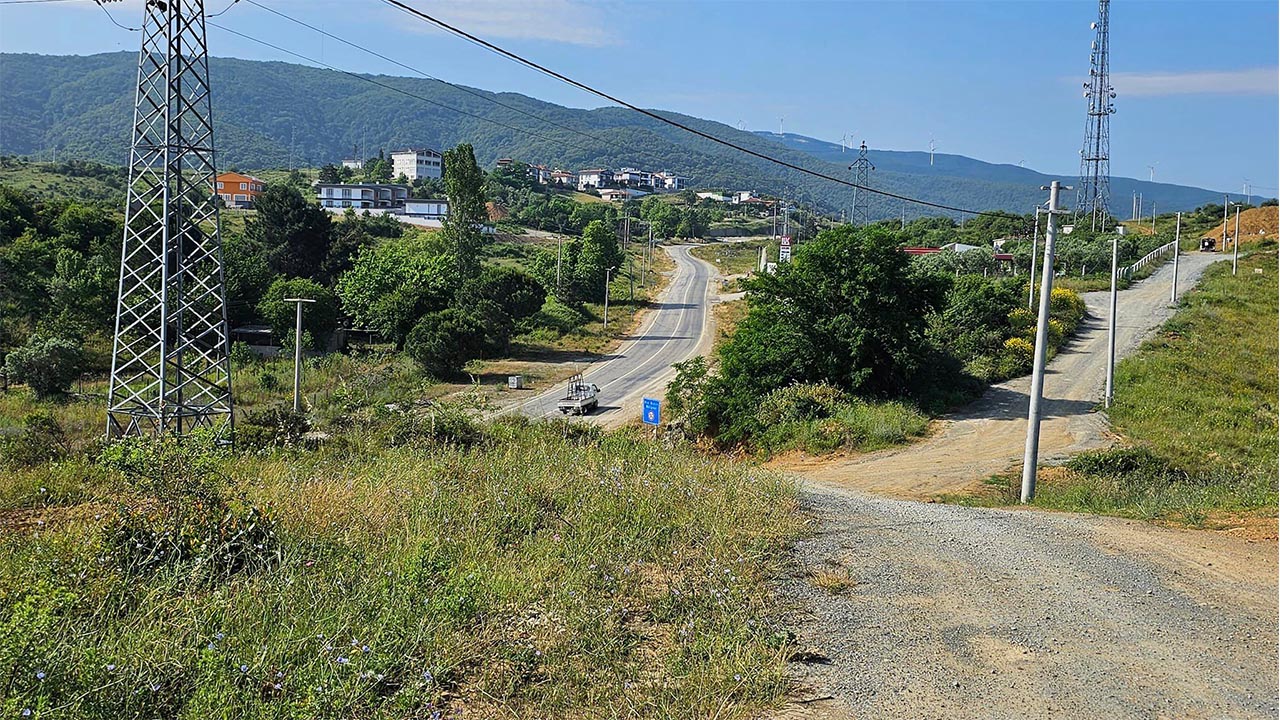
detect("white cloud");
top-left (1110, 67), bottom-right (1278, 97)
top-left (391, 0), bottom-right (618, 47)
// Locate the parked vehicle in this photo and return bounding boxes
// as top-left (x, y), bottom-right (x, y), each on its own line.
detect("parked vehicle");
top-left (557, 373), bottom-right (600, 415)
top-left (1200, 237), bottom-right (1217, 252)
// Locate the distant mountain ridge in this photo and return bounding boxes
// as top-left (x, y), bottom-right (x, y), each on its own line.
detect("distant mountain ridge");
top-left (0, 52), bottom-right (1252, 218)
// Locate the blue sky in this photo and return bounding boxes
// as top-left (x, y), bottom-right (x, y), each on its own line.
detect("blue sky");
top-left (2, 0), bottom-right (1276, 196)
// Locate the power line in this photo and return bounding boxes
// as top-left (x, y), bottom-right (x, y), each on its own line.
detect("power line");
top-left (0, 0), bottom-right (86, 4)
top-left (95, 0), bottom-right (138, 31)
top-left (380, 0), bottom-right (1022, 218)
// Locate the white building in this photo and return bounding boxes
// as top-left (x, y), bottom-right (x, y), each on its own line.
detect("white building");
top-left (404, 199), bottom-right (449, 220)
top-left (341, 158), bottom-right (363, 170)
top-left (733, 191), bottom-right (757, 204)
top-left (653, 170), bottom-right (686, 191)
top-left (316, 183), bottom-right (409, 209)
top-left (614, 168), bottom-right (654, 189)
top-left (576, 168), bottom-right (613, 191)
top-left (390, 148), bottom-right (443, 181)
top-left (599, 188), bottom-right (649, 202)
top-left (696, 191), bottom-right (729, 202)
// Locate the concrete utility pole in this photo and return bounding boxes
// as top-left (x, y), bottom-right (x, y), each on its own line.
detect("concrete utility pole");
top-left (283, 297), bottom-right (316, 413)
top-left (1028, 207), bottom-right (1041, 309)
top-left (1104, 227), bottom-right (1118, 409)
top-left (1171, 212), bottom-right (1181, 303)
top-left (1222, 194), bottom-right (1229, 251)
top-left (603, 266), bottom-right (615, 330)
top-left (1021, 181), bottom-right (1068, 503)
top-left (555, 221), bottom-right (565, 297)
top-left (1232, 204), bottom-right (1241, 275)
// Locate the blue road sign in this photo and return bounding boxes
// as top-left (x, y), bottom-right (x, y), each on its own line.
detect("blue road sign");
top-left (642, 397), bottom-right (661, 426)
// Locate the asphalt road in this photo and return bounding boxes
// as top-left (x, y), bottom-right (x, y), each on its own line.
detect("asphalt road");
top-left (506, 245), bottom-right (714, 423)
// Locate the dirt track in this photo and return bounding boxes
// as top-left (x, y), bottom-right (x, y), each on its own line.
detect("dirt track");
top-left (769, 252), bottom-right (1278, 718)
top-left (772, 250), bottom-right (1225, 499)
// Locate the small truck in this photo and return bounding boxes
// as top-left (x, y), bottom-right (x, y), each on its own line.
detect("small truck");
top-left (557, 373), bottom-right (600, 415)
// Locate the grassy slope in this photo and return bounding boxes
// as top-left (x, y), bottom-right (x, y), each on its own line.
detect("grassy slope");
top-left (0, 412), bottom-right (800, 717)
top-left (974, 251), bottom-right (1277, 524)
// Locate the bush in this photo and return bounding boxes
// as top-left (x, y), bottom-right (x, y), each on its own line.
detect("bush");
top-left (0, 412), bottom-right (69, 468)
top-left (405, 308), bottom-right (488, 378)
top-left (755, 382), bottom-right (847, 426)
top-left (370, 402), bottom-right (481, 448)
top-left (236, 404), bottom-right (310, 449)
top-left (98, 433), bottom-right (278, 581)
top-left (1049, 287), bottom-right (1087, 330)
top-left (998, 337), bottom-right (1035, 378)
top-left (4, 333), bottom-right (84, 398)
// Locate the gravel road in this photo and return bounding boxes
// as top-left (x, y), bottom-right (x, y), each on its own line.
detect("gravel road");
top-left (768, 252), bottom-right (1277, 718)
top-left (772, 484), bottom-right (1277, 719)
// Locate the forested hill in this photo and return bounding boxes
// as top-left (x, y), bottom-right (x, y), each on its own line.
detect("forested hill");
top-left (0, 52), bottom-right (1246, 218)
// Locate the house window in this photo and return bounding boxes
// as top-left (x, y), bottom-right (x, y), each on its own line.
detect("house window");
top-left (240, 182), bottom-right (247, 190)
top-left (234, 194), bottom-right (247, 202)
top-left (342, 189), bottom-right (351, 198)
top-left (216, 181), bottom-right (223, 189)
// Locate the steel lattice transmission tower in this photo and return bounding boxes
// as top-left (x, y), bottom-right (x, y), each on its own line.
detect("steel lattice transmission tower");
top-left (848, 140), bottom-right (875, 226)
top-left (1076, 0), bottom-right (1117, 231)
top-left (108, 0), bottom-right (234, 438)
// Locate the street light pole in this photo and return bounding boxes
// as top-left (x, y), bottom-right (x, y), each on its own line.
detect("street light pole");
top-left (1232, 204), bottom-right (1241, 275)
top-left (283, 297), bottom-right (316, 413)
top-left (603, 266), bottom-right (615, 330)
top-left (1021, 181), bottom-right (1068, 503)
top-left (1222, 194), bottom-right (1229, 251)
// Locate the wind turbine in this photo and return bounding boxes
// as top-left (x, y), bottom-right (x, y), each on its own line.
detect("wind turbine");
top-left (1243, 178), bottom-right (1251, 205)
top-left (928, 137), bottom-right (937, 166)
top-left (778, 116), bottom-right (784, 136)
top-left (1147, 162), bottom-right (1158, 182)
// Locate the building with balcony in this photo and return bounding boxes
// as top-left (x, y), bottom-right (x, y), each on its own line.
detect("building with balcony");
top-left (390, 148), bottom-right (443, 181)
top-left (215, 172), bottom-right (265, 208)
top-left (316, 183), bottom-right (410, 209)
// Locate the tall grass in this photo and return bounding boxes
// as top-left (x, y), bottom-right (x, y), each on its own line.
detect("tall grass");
top-left (0, 415), bottom-right (801, 717)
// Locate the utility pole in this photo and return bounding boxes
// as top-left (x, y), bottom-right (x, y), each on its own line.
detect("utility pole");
top-left (603, 266), bottom-right (615, 330)
top-left (555, 221), bottom-right (564, 297)
top-left (1021, 181), bottom-right (1069, 503)
top-left (1171, 212), bottom-right (1181, 303)
top-left (284, 298), bottom-right (316, 413)
top-left (1232, 203), bottom-right (1241, 275)
top-left (1104, 225), bottom-right (1118, 409)
top-left (1151, 201), bottom-right (1156, 231)
top-left (848, 141), bottom-right (874, 226)
top-left (1222, 194), bottom-right (1229, 251)
top-left (1075, 0), bottom-right (1116, 232)
top-left (1028, 207), bottom-right (1041, 309)
top-left (108, 0), bottom-right (233, 439)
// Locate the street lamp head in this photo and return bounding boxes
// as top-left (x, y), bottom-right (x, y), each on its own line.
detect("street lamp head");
top-left (283, 298), bottom-right (317, 303)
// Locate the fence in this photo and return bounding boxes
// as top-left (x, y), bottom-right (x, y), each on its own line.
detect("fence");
top-left (1119, 240), bottom-right (1178, 280)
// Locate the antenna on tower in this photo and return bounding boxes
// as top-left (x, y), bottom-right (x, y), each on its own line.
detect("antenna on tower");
top-left (847, 140), bottom-right (875, 226)
top-left (108, 0), bottom-right (234, 438)
top-left (1075, 0), bottom-right (1117, 232)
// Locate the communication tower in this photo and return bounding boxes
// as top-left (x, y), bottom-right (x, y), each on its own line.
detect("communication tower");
top-left (848, 140), bottom-right (875, 226)
top-left (1076, 0), bottom-right (1117, 231)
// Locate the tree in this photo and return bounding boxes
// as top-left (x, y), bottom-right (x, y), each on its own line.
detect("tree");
top-left (572, 220), bottom-right (623, 301)
top-left (335, 235), bottom-right (455, 347)
top-left (222, 233), bottom-right (276, 326)
top-left (5, 333), bottom-right (83, 398)
top-left (706, 224), bottom-right (948, 444)
top-left (257, 277), bottom-right (339, 350)
top-left (47, 247), bottom-right (113, 332)
top-left (441, 143), bottom-right (489, 279)
top-left (317, 164), bottom-right (341, 183)
top-left (405, 308), bottom-right (487, 378)
top-left (321, 209), bottom-right (402, 284)
top-left (456, 266), bottom-right (546, 325)
top-left (245, 185), bottom-right (332, 279)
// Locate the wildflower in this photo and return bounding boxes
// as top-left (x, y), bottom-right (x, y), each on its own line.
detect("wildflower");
top-left (361, 644), bottom-right (370, 654)
top-left (422, 669), bottom-right (434, 684)
top-left (22, 709), bottom-right (32, 717)
top-left (150, 683), bottom-right (160, 692)
top-left (273, 683), bottom-right (282, 691)
top-left (734, 673), bottom-right (742, 682)
top-left (240, 665), bottom-right (248, 673)
top-left (35, 671), bottom-right (45, 680)
top-left (215, 632), bottom-right (225, 641)
top-left (337, 657), bottom-right (350, 665)
top-left (106, 664), bottom-right (116, 672)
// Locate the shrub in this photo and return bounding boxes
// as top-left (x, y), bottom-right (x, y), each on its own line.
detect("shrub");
top-left (755, 382), bottom-right (847, 426)
top-left (0, 412), bottom-right (69, 468)
top-left (5, 334), bottom-right (84, 398)
top-left (998, 337), bottom-right (1035, 378)
top-left (1008, 307), bottom-right (1036, 334)
top-left (98, 433), bottom-right (277, 580)
top-left (370, 403), bottom-right (481, 448)
top-left (405, 308), bottom-right (488, 378)
top-left (1049, 287), bottom-right (1087, 330)
top-left (236, 404), bottom-right (310, 449)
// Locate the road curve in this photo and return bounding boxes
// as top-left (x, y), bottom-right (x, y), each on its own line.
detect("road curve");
top-left (506, 245), bottom-right (714, 423)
